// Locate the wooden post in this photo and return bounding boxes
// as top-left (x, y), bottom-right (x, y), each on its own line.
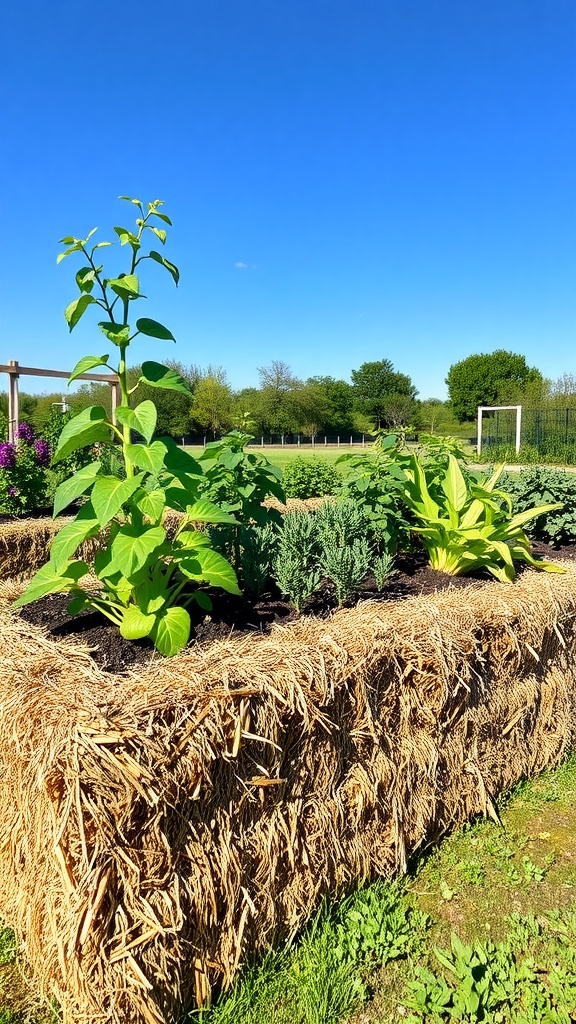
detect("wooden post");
top-left (8, 361), bottom-right (19, 443)
top-left (110, 380), bottom-right (120, 425)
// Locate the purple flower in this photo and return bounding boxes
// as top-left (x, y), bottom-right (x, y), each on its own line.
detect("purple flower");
top-left (8, 487), bottom-right (18, 497)
top-left (34, 439), bottom-right (51, 467)
top-left (0, 442), bottom-right (16, 470)
top-left (16, 422), bottom-right (35, 443)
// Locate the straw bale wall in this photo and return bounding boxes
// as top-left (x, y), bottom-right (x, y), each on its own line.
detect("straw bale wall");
top-left (0, 525), bottom-right (575, 1023)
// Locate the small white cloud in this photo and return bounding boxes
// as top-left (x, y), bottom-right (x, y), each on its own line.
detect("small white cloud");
top-left (234, 261), bottom-right (249, 269)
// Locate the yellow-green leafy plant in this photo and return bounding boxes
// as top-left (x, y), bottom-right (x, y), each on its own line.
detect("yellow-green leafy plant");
top-left (400, 453), bottom-right (563, 582)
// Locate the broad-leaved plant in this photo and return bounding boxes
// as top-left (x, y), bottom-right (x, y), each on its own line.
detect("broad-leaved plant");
top-left (15, 197), bottom-right (240, 656)
top-left (400, 454), bottom-right (564, 581)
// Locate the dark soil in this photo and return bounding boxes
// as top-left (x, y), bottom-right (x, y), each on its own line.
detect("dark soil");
top-left (16, 542), bottom-right (575, 675)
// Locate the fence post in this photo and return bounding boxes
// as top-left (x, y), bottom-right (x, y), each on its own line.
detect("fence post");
top-left (350, 435), bottom-right (353, 446)
top-left (110, 380), bottom-right (120, 425)
top-left (8, 360), bottom-right (19, 442)
top-left (324, 436), bottom-right (327, 446)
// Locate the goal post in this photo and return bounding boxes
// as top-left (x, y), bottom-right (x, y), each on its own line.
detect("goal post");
top-left (477, 405), bottom-right (522, 458)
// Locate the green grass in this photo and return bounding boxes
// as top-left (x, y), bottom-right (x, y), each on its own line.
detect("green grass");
top-left (184, 444), bottom-right (355, 474)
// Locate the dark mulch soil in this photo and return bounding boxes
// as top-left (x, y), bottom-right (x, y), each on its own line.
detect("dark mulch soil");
top-left (15, 541), bottom-right (575, 675)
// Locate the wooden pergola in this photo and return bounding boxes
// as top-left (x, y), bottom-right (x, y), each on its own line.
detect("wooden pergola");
top-left (0, 360), bottom-right (120, 442)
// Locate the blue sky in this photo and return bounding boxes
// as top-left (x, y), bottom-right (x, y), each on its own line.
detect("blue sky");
top-left (1, 0), bottom-right (574, 400)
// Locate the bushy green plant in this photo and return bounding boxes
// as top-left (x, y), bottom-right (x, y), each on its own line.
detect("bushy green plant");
top-left (282, 456), bottom-right (340, 499)
top-left (319, 537), bottom-right (371, 607)
top-left (0, 424), bottom-right (50, 515)
top-left (314, 498), bottom-right (368, 548)
top-left (373, 551), bottom-right (396, 590)
top-left (197, 431), bottom-right (285, 570)
top-left (314, 500), bottom-right (373, 605)
top-left (273, 510), bottom-right (321, 611)
top-left (502, 467), bottom-right (576, 546)
top-left (337, 434), bottom-right (411, 552)
top-left (198, 432), bottom-right (285, 523)
top-left (15, 198), bottom-right (240, 657)
top-left (238, 522), bottom-right (279, 597)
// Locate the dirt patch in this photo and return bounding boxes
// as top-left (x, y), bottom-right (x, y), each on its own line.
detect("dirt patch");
top-left (17, 553), bottom-right (486, 673)
top-left (15, 543), bottom-right (574, 673)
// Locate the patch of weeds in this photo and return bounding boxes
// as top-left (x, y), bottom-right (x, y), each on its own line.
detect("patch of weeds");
top-left (403, 905), bottom-right (576, 1023)
top-left (459, 861), bottom-right (486, 886)
top-left (190, 883), bottom-right (427, 1024)
top-left (0, 931), bottom-right (16, 967)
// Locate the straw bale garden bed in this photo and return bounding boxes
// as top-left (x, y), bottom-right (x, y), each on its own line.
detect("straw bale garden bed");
top-left (1, 199), bottom-right (576, 1023)
top-left (1, 474), bottom-right (576, 1023)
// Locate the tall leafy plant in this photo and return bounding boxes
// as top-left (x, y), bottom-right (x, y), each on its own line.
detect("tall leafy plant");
top-left (400, 453), bottom-right (564, 582)
top-left (15, 197), bottom-right (240, 656)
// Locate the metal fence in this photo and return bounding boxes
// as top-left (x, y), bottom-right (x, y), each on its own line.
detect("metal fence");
top-left (480, 407), bottom-right (576, 461)
top-left (180, 433), bottom-right (378, 448)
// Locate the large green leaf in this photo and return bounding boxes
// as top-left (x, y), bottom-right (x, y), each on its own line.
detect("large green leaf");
top-left (91, 473), bottom-right (145, 527)
top-left (68, 354), bottom-right (110, 384)
top-left (150, 606), bottom-right (191, 657)
top-left (65, 294), bottom-right (97, 330)
top-left (114, 226), bottom-right (140, 248)
top-left (107, 274), bottom-right (142, 300)
top-left (162, 438), bottom-right (202, 475)
top-left (137, 488), bottom-right (166, 521)
top-left (148, 250), bottom-right (180, 285)
top-left (50, 504), bottom-right (100, 570)
top-left (76, 267), bottom-right (95, 293)
top-left (136, 318), bottom-right (175, 342)
top-left (106, 525), bottom-right (166, 577)
top-left (13, 559), bottom-right (90, 607)
top-left (148, 208), bottom-right (172, 226)
top-left (53, 461), bottom-right (101, 517)
top-left (185, 498), bottom-right (238, 525)
top-left (140, 361), bottom-right (191, 394)
top-left (116, 400), bottom-right (157, 444)
top-left (98, 321), bottom-right (131, 345)
top-left (509, 502), bottom-right (563, 532)
top-left (441, 455), bottom-right (468, 513)
top-left (180, 547), bottom-right (240, 595)
top-left (120, 605), bottom-right (157, 640)
top-left (125, 440), bottom-right (167, 475)
top-left (53, 406), bottom-right (110, 464)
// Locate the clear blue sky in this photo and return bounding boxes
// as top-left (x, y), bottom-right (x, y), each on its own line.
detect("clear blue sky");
top-left (1, 0), bottom-right (574, 400)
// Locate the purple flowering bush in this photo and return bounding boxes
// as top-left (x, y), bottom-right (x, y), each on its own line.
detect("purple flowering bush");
top-left (0, 423), bottom-right (51, 515)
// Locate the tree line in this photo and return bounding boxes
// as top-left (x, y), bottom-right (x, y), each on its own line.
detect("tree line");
top-left (1, 350), bottom-right (575, 441)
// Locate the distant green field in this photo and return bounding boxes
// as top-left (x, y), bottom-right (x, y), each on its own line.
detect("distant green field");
top-left (184, 445), bottom-right (359, 473)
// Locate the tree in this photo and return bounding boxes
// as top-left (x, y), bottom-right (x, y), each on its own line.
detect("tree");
top-left (416, 398), bottom-right (460, 435)
top-left (191, 367), bottom-right (234, 437)
top-left (446, 350), bottom-right (543, 422)
top-left (351, 360), bottom-right (417, 430)
top-left (257, 360), bottom-right (302, 434)
top-left (304, 376), bottom-right (355, 434)
top-left (291, 381), bottom-right (333, 439)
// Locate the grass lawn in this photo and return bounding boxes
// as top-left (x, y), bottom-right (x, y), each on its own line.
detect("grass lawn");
top-left (184, 444), bottom-right (357, 474)
top-left (0, 756), bottom-right (574, 1021)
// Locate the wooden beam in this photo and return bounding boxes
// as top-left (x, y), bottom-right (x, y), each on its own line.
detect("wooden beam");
top-left (0, 364), bottom-right (118, 383)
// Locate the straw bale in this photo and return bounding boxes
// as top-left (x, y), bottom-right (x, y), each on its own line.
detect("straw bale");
top-left (0, 542), bottom-right (575, 1023)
